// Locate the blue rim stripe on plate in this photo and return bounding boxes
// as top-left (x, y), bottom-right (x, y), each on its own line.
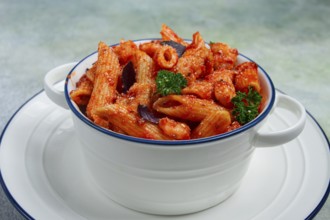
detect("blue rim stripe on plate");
top-left (304, 110), bottom-right (330, 220)
top-left (0, 91), bottom-right (43, 220)
top-left (64, 39), bottom-right (276, 146)
top-left (1, 92), bottom-right (330, 220)
top-left (0, 90), bottom-right (330, 219)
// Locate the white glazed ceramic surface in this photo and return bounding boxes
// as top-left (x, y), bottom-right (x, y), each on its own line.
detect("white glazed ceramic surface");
top-left (42, 40), bottom-right (306, 215)
top-left (0, 91), bottom-right (328, 220)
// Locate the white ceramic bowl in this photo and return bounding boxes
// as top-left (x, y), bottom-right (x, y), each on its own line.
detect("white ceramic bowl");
top-left (44, 39), bottom-right (306, 215)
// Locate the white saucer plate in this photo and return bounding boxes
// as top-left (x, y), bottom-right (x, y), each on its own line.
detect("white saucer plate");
top-left (0, 91), bottom-right (329, 220)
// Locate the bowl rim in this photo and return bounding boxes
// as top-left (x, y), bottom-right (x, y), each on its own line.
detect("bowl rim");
top-left (64, 38), bottom-right (276, 146)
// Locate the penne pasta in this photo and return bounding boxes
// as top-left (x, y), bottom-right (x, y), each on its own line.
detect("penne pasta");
top-left (181, 80), bottom-right (213, 99)
top-left (139, 41), bottom-right (162, 58)
top-left (85, 61), bottom-right (97, 83)
top-left (86, 41), bottom-right (121, 126)
top-left (154, 45), bottom-right (178, 69)
top-left (191, 110), bottom-right (231, 139)
top-left (70, 24), bottom-right (263, 140)
top-left (125, 83), bottom-right (154, 108)
top-left (70, 75), bottom-right (93, 106)
top-left (132, 50), bottom-right (156, 84)
top-left (93, 104), bottom-right (171, 140)
top-left (153, 95), bottom-right (227, 122)
top-left (113, 40), bottom-right (138, 65)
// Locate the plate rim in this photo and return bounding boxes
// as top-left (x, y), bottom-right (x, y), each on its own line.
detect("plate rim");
top-left (0, 90), bottom-right (329, 220)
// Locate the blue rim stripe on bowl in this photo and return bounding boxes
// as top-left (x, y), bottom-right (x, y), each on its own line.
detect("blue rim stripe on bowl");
top-left (64, 38), bottom-right (276, 146)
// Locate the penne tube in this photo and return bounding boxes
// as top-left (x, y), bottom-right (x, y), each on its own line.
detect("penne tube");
top-left (139, 41), bottom-right (162, 58)
top-left (93, 104), bottom-right (171, 140)
top-left (69, 24), bottom-right (264, 140)
top-left (191, 110), bottom-right (231, 139)
top-left (112, 40), bottom-right (138, 65)
top-left (86, 41), bottom-right (121, 125)
top-left (153, 95), bottom-right (227, 122)
top-left (117, 83), bottom-right (154, 109)
top-left (132, 50), bottom-right (155, 84)
top-left (154, 45), bottom-right (178, 69)
top-left (126, 83), bottom-right (154, 108)
top-left (70, 75), bottom-right (93, 106)
top-left (181, 80), bottom-right (213, 99)
top-left (85, 61), bottom-right (97, 83)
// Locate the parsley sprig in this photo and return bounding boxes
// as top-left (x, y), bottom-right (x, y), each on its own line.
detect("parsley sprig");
top-left (231, 86), bottom-right (262, 125)
top-left (156, 70), bottom-right (187, 96)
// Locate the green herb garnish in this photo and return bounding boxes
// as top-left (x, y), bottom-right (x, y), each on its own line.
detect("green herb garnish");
top-left (156, 70), bottom-right (187, 96)
top-left (231, 86), bottom-right (262, 125)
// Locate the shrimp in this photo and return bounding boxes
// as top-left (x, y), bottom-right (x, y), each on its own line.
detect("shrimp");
top-left (234, 62), bottom-right (261, 93)
top-left (214, 80), bottom-right (236, 108)
top-left (182, 80), bottom-right (213, 99)
top-left (206, 69), bottom-right (236, 108)
top-left (175, 32), bottom-right (213, 80)
top-left (206, 69), bottom-right (236, 84)
top-left (226, 121), bottom-right (241, 132)
top-left (160, 24), bottom-right (189, 46)
top-left (159, 117), bottom-right (191, 140)
top-left (210, 42), bottom-right (238, 70)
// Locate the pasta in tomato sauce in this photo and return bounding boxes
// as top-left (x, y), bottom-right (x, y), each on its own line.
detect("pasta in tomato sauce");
top-left (70, 24), bottom-right (264, 140)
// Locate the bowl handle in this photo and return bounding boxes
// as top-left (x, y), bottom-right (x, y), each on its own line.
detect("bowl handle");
top-left (43, 63), bottom-right (77, 109)
top-left (253, 92), bottom-right (306, 147)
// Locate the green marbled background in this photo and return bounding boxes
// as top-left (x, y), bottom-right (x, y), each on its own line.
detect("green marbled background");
top-left (1, 0), bottom-right (329, 219)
